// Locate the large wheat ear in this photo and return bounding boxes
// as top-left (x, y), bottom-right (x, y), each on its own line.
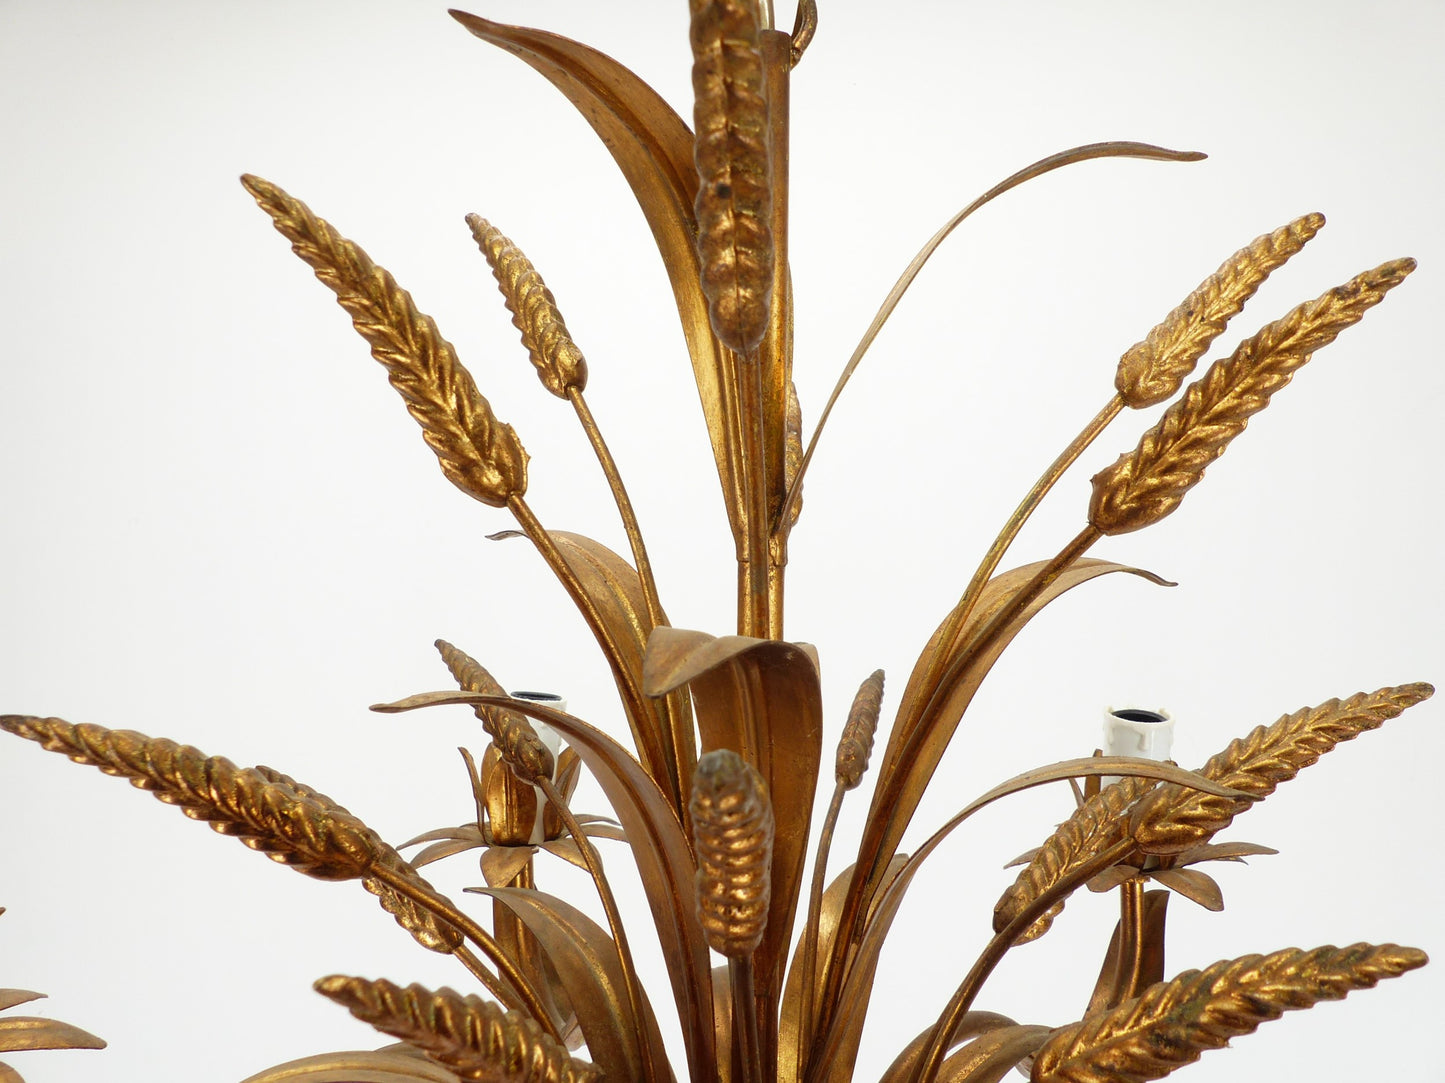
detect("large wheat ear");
top-left (253, 765), bottom-right (462, 953)
top-left (1090, 258), bottom-right (1414, 536)
top-left (1114, 212), bottom-right (1325, 407)
top-left (241, 174), bottom-right (528, 507)
top-left (994, 775), bottom-right (1155, 942)
top-left (689, 0), bottom-right (774, 354)
top-left (0, 717), bottom-right (376, 880)
top-left (1131, 683), bottom-right (1432, 855)
top-left (1031, 943), bottom-right (1427, 1082)
top-left (315, 975), bottom-right (599, 1083)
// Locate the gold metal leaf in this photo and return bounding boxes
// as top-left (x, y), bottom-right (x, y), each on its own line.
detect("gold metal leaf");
top-left (689, 0), bottom-right (775, 355)
top-left (1090, 258), bottom-right (1416, 535)
top-left (239, 1049), bottom-right (462, 1083)
top-left (879, 1012), bottom-right (1019, 1082)
top-left (1115, 212), bottom-right (1326, 407)
top-left (1131, 683), bottom-right (1433, 855)
top-left (448, 11), bottom-right (750, 543)
top-left (373, 688), bottom-right (716, 1082)
top-left (470, 886), bottom-right (669, 1082)
top-left (0, 1017), bottom-right (105, 1053)
top-left (1031, 943), bottom-right (1427, 1082)
top-left (241, 174), bottom-right (528, 508)
top-left (314, 976), bottom-right (598, 1083)
top-left (466, 215), bottom-right (587, 397)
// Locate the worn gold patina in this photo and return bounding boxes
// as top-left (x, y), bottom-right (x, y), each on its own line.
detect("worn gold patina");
top-left (2, 2), bottom-right (1433, 1082)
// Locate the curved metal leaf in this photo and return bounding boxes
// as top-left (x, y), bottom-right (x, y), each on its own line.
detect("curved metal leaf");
top-left (798, 856), bottom-right (910, 1083)
top-left (491, 529), bottom-right (695, 815)
top-left (936, 1024), bottom-right (1053, 1083)
top-left (782, 143), bottom-right (1205, 524)
top-left (0, 992), bottom-right (43, 1013)
top-left (1087, 888), bottom-right (1171, 1014)
top-left (0, 1016), bottom-right (105, 1052)
top-left (480, 845), bottom-right (539, 887)
top-left (858, 561), bottom-right (1174, 927)
top-left (0, 1060), bottom-right (20, 1083)
top-left (451, 12), bottom-right (745, 539)
top-left (238, 1050), bottom-right (460, 1083)
top-left (879, 1011), bottom-right (1018, 1083)
top-left (813, 760), bottom-right (1243, 1074)
top-left (1154, 867), bottom-right (1224, 911)
top-left (372, 690), bottom-right (714, 1082)
top-left (644, 627), bottom-right (823, 1057)
top-left (472, 886), bottom-right (668, 1082)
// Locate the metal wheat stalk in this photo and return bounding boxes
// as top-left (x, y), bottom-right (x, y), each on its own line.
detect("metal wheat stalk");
top-left (1, 4), bottom-right (1435, 1083)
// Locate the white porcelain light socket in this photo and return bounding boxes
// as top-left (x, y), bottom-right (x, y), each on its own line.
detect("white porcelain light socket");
top-left (1102, 705), bottom-right (1173, 788)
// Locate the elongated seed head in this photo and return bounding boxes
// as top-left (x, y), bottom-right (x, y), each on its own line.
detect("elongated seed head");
top-left (1130, 683), bottom-right (1432, 855)
top-left (690, 0), bottom-right (775, 354)
top-left (242, 174), bottom-right (528, 506)
top-left (690, 748), bottom-right (774, 956)
top-left (467, 214), bottom-right (587, 397)
top-left (316, 975), bottom-right (600, 1082)
top-left (836, 670), bottom-right (884, 789)
top-left (1091, 258), bottom-right (1415, 535)
top-left (1115, 212), bottom-right (1325, 408)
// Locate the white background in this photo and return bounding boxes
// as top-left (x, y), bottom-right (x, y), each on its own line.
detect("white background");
top-left (2, 2), bottom-right (1442, 1080)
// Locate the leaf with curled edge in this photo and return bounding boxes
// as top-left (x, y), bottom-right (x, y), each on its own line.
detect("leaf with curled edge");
top-left (1153, 867), bottom-right (1224, 911)
top-left (238, 1049), bottom-right (460, 1083)
top-left (451, 11), bottom-right (744, 539)
top-left (878, 1012), bottom-right (1018, 1083)
top-left (643, 627), bottom-right (823, 1057)
top-left (936, 1024), bottom-right (1054, 1083)
top-left (470, 886), bottom-right (667, 1083)
top-left (0, 992), bottom-right (43, 1012)
top-left (490, 529), bottom-right (695, 816)
top-left (810, 759), bottom-right (1243, 1080)
top-left (372, 690), bottom-right (714, 1083)
top-left (778, 857), bottom-right (911, 1083)
top-left (1086, 889), bottom-right (1171, 1015)
top-left (854, 561), bottom-right (1174, 950)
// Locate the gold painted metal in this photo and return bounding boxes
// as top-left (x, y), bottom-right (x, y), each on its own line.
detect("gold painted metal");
top-left (2, 6), bottom-right (1435, 1083)
top-left (0, 909), bottom-right (106, 1080)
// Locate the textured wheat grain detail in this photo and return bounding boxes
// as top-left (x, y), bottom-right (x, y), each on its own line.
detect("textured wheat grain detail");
top-left (0, 716), bottom-right (374, 880)
top-left (240, 174), bottom-right (527, 506)
top-left (466, 215), bottom-right (587, 397)
top-left (836, 669), bottom-right (885, 789)
top-left (1031, 943), bottom-right (1427, 1083)
top-left (1090, 258), bottom-right (1415, 535)
top-left (1130, 683), bottom-right (1433, 856)
top-left (690, 748), bottom-right (775, 956)
top-left (315, 975), bottom-right (599, 1083)
top-left (434, 639), bottom-right (553, 783)
top-left (690, 0), bottom-right (775, 354)
top-left (995, 775), bottom-right (1154, 942)
top-left (253, 766), bottom-right (463, 953)
top-left (1115, 212), bottom-right (1326, 408)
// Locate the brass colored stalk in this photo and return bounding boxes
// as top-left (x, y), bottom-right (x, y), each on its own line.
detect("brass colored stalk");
top-left (731, 956), bottom-right (764, 1083)
top-left (505, 495), bottom-right (656, 734)
top-left (1113, 877), bottom-right (1147, 1009)
top-left (365, 862), bottom-right (563, 1041)
top-left (916, 525), bottom-right (1102, 734)
top-left (452, 945), bottom-right (523, 1014)
top-left (737, 358), bottom-right (773, 637)
top-left (912, 396), bottom-right (1123, 723)
top-left (797, 784), bottom-right (847, 1060)
top-left (565, 386), bottom-right (666, 631)
top-left (537, 776), bottom-right (660, 1083)
top-left (911, 839), bottom-right (1135, 1083)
